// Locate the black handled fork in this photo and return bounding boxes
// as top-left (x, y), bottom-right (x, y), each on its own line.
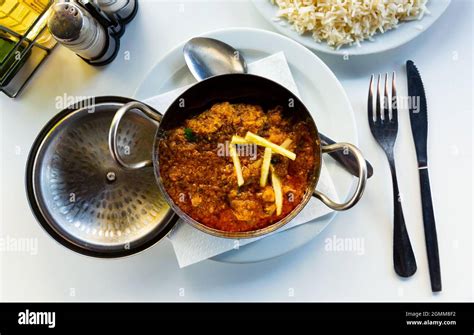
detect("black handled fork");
top-left (368, 73), bottom-right (417, 277)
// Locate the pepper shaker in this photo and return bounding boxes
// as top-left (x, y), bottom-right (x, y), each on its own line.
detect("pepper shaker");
top-left (93, 0), bottom-right (137, 23)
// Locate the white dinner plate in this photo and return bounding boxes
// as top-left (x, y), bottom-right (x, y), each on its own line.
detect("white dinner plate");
top-left (134, 27), bottom-right (357, 263)
top-left (252, 0), bottom-right (451, 56)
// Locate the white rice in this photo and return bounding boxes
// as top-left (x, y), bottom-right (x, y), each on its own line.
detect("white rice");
top-left (270, 0), bottom-right (430, 49)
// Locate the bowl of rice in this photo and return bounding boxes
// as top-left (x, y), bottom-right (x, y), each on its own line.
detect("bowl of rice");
top-left (252, 0), bottom-right (451, 55)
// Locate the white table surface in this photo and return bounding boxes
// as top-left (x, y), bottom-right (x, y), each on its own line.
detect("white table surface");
top-left (0, 0), bottom-right (472, 302)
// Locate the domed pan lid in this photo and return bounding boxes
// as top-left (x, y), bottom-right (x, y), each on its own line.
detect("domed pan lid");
top-left (25, 96), bottom-right (178, 258)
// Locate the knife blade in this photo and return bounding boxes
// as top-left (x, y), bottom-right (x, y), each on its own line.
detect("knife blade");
top-left (319, 133), bottom-right (374, 179)
top-left (406, 60), bottom-right (442, 292)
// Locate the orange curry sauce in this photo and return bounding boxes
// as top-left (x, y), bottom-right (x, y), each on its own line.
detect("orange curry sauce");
top-left (159, 102), bottom-right (317, 232)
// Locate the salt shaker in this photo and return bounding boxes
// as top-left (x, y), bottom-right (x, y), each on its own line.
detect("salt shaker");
top-left (48, 2), bottom-right (119, 65)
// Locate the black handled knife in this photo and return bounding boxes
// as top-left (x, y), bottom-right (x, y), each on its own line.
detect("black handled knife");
top-left (406, 60), bottom-right (442, 292)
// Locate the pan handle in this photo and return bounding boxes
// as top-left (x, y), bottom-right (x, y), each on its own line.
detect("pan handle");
top-left (108, 101), bottom-right (161, 170)
top-left (313, 143), bottom-right (367, 211)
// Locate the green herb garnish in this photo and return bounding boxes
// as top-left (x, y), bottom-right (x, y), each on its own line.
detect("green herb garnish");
top-left (184, 128), bottom-right (196, 142)
top-left (271, 156), bottom-right (281, 164)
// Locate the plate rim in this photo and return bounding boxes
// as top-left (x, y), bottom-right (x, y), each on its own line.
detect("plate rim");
top-left (133, 27), bottom-right (357, 264)
top-left (251, 0), bottom-right (452, 56)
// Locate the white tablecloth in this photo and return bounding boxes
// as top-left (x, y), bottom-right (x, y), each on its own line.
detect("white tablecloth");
top-left (0, 0), bottom-right (472, 302)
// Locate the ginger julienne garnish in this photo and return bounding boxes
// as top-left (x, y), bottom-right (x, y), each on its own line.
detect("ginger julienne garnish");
top-left (244, 131), bottom-right (296, 160)
top-left (230, 134), bottom-right (296, 188)
top-left (231, 135), bottom-right (248, 145)
top-left (279, 138), bottom-right (292, 150)
top-left (260, 147), bottom-right (272, 187)
top-left (229, 133), bottom-right (294, 216)
top-left (271, 167), bottom-right (283, 216)
top-left (229, 143), bottom-right (244, 187)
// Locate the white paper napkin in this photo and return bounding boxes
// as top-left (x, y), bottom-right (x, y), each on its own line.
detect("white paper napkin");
top-left (144, 52), bottom-right (339, 268)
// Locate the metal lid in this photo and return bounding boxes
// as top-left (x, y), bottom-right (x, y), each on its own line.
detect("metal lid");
top-left (26, 97), bottom-right (177, 258)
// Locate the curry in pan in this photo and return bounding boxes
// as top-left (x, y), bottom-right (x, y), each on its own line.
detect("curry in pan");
top-left (159, 102), bottom-right (317, 232)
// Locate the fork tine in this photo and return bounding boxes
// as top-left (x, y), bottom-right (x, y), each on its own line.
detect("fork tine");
top-left (383, 73), bottom-right (390, 121)
top-left (376, 74), bottom-right (381, 122)
top-left (368, 74), bottom-right (374, 122)
top-left (391, 71), bottom-right (398, 122)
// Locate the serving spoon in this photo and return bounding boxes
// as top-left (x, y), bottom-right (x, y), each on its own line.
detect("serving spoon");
top-left (183, 37), bottom-right (373, 178)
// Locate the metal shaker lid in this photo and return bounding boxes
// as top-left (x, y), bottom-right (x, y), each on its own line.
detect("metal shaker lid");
top-left (26, 97), bottom-right (178, 258)
top-left (48, 2), bottom-right (84, 41)
top-left (93, 0), bottom-right (138, 23)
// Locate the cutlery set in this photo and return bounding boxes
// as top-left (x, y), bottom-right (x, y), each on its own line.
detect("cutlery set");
top-left (368, 61), bottom-right (441, 292)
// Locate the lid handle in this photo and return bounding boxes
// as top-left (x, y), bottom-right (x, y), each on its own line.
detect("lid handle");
top-left (108, 101), bottom-right (161, 170)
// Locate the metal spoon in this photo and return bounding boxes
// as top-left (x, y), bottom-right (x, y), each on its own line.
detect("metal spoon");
top-left (184, 37), bottom-right (247, 81)
top-left (183, 37), bottom-right (374, 178)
